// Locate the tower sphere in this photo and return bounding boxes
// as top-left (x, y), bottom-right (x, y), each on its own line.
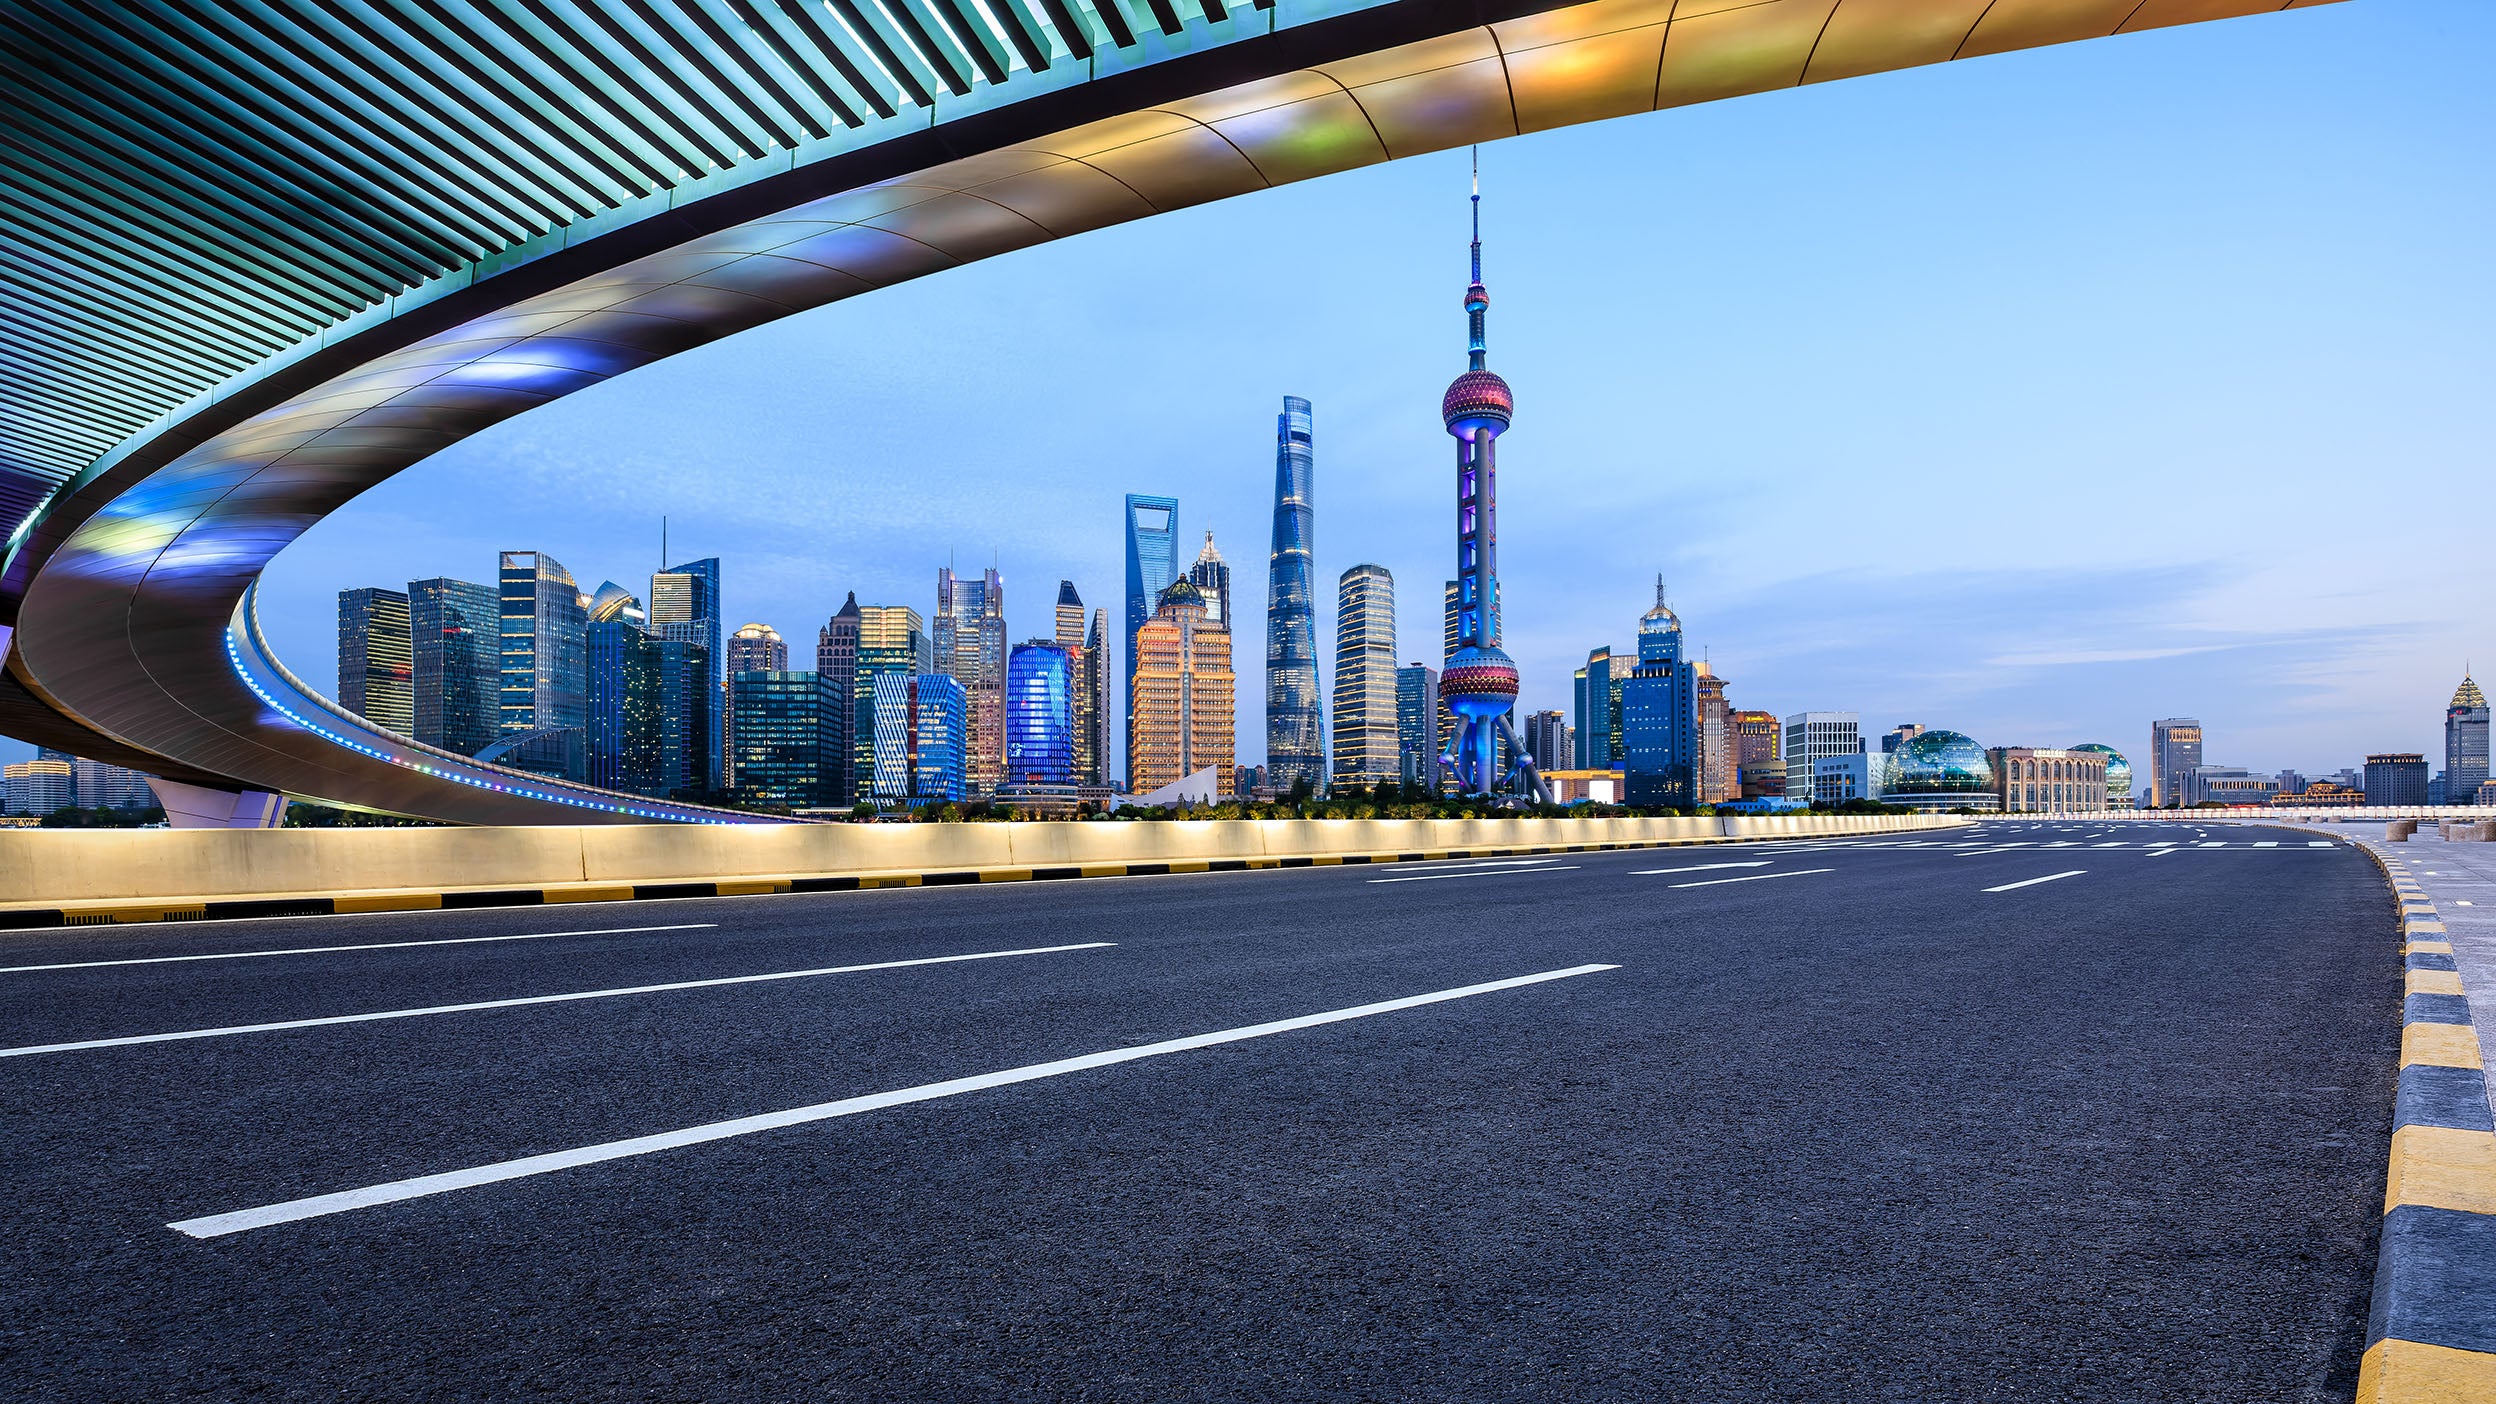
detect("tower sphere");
top-left (1440, 642), bottom-right (1521, 720)
top-left (1442, 369), bottom-right (1513, 437)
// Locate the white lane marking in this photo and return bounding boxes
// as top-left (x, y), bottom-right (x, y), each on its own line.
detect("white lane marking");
top-left (169, 962), bottom-right (1621, 1239)
top-left (2091, 843), bottom-right (2128, 849)
top-left (1368, 866), bottom-right (1580, 884)
top-left (2199, 842), bottom-right (2227, 849)
top-left (1983, 870), bottom-right (2088, 893)
top-left (2146, 842), bottom-right (2178, 848)
top-left (1377, 857), bottom-right (1565, 875)
top-left (1630, 862), bottom-right (1774, 876)
top-left (2308, 842), bottom-right (2335, 848)
top-left (2151, 848), bottom-right (2185, 858)
top-left (1668, 869), bottom-right (1835, 889)
top-left (0, 943), bottom-right (1114, 1060)
top-left (0, 923), bottom-right (721, 975)
top-left (2255, 841), bottom-right (2278, 848)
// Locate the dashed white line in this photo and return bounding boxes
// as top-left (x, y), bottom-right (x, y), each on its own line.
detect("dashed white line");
top-left (1983, 870), bottom-right (2087, 893)
top-left (0, 942), bottom-right (1115, 1059)
top-left (167, 962), bottom-right (1622, 1239)
top-left (1368, 866), bottom-right (1580, 884)
top-left (1629, 862), bottom-right (1773, 876)
top-left (1667, 869), bottom-right (1835, 889)
top-left (0, 923), bottom-right (723, 975)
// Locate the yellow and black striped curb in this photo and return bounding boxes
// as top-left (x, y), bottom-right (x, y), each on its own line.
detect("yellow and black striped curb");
top-left (2351, 842), bottom-right (2496, 1403)
top-left (0, 833), bottom-right (1821, 930)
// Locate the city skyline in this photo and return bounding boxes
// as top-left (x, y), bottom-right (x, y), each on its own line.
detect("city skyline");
top-left (9, 2), bottom-right (2482, 781)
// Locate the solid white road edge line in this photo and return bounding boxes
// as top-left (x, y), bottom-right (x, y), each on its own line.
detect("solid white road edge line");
top-left (1628, 862), bottom-right (1773, 876)
top-left (168, 962), bottom-right (1622, 1239)
top-left (0, 923), bottom-right (723, 975)
top-left (1368, 866), bottom-right (1581, 884)
top-left (1667, 869), bottom-right (1835, 889)
top-left (1984, 871), bottom-right (2087, 893)
top-left (0, 943), bottom-right (1116, 1059)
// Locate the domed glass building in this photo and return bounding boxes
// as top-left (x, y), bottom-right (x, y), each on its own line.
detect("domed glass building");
top-left (1881, 730), bottom-right (1999, 812)
top-left (2071, 743), bottom-right (2133, 809)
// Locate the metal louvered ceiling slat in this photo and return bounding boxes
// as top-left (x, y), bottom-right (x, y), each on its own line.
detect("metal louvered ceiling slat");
top-left (0, 0), bottom-right (1297, 516)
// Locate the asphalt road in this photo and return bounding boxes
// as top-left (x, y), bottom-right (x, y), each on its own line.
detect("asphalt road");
top-left (0, 820), bottom-right (2396, 1401)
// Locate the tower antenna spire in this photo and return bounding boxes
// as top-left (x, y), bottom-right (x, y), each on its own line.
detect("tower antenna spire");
top-left (1465, 147), bottom-right (1487, 372)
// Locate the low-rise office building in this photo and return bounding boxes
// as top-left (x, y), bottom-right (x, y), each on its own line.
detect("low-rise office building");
top-left (2364, 753), bottom-right (2431, 807)
top-left (1991, 747), bottom-right (2109, 813)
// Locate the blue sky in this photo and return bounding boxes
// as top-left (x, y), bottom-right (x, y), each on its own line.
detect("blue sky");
top-left (28, 0), bottom-right (2490, 781)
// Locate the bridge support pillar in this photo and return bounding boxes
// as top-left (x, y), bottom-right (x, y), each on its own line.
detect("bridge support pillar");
top-left (149, 778), bottom-right (286, 829)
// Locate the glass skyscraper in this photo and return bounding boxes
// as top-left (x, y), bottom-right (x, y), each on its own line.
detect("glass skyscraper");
top-left (499, 551), bottom-right (587, 773)
top-left (1189, 531), bottom-right (1232, 628)
top-left (1005, 640), bottom-right (1075, 785)
top-left (587, 619), bottom-right (662, 794)
top-left (818, 594), bottom-right (860, 804)
top-left (1330, 563), bottom-right (1398, 787)
top-left (1572, 645), bottom-right (1626, 771)
top-left (935, 566), bottom-right (1005, 795)
top-left (1056, 581), bottom-right (1111, 788)
top-left (1263, 396), bottom-right (1322, 789)
top-left (1395, 664), bottom-right (1439, 789)
top-left (2448, 673), bottom-right (2488, 805)
top-left (651, 557), bottom-right (720, 790)
top-left (729, 670), bottom-right (833, 809)
top-left (337, 586), bottom-right (412, 735)
top-left (410, 577), bottom-right (500, 756)
top-left (872, 671), bottom-right (966, 804)
top-left (587, 619), bottom-right (711, 799)
top-left (2150, 717), bottom-right (2202, 809)
top-left (1621, 581), bottom-right (1698, 809)
top-left (1125, 493), bottom-right (1179, 769)
top-left (852, 605), bottom-right (928, 804)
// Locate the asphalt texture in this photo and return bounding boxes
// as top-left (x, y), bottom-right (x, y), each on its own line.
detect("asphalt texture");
top-left (0, 820), bottom-right (2397, 1401)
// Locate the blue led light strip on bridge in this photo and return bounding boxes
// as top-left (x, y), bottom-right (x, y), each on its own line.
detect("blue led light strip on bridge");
top-left (222, 618), bottom-right (763, 825)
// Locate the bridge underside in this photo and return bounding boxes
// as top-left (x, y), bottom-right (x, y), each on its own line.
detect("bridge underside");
top-left (0, 0), bottom-right (2332, 823)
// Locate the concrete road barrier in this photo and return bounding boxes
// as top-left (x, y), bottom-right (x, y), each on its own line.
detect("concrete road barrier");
top-left (2390, 821), bottom-right (2418, 842)
top-left (0, 814), bottom-right (1964, 922)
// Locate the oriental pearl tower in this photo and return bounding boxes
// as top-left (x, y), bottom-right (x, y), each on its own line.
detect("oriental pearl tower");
top-left (1438, 154), bottom-right (1552, 803)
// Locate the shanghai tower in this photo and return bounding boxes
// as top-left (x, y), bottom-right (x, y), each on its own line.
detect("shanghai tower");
top-left (1265, 395), bottom-right (1324, 789)
top-left (1439, 156), bottom-right (1548, 802)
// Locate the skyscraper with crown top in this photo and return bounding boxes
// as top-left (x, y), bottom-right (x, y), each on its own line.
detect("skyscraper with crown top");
top-left (2450, 670), bottom-right (2490, 805)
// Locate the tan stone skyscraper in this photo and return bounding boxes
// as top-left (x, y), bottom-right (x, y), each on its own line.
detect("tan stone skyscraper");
top-left (1695, 661), bottom-right (1733, 804)
top-left (1129, 578), bottom-right (1233, 795)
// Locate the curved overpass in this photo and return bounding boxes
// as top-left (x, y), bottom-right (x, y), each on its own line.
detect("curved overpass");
top-left (0, 0), bottom-right (2331, 824)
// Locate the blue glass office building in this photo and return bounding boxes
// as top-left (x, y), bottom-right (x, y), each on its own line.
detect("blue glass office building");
top-left (728, 670), bottom-right (835, 809)
top-left (1006, 641), bottom-right (1075, 785)
top-left (410, 577), bottom-right (500, 756)
top-left (872, 672), bottom-right (966, 803)
top-left (650, 556), bottom-right (722, 788)
top-left (1395, 663), bottom-right (1438, 788)
top-left (1621, 584), bottom-right (1698, 808)
top-left (588, 620), bottom-right (662, 794)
